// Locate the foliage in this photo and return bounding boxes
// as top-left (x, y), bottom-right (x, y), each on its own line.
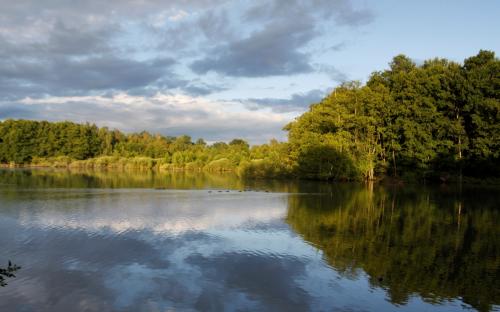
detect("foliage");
top-left (0, 261), bottom-right (21, 287)
top-left (286, 50), bottom-right (500, 181)
top-left (1, 51), bottom-right (498, 181)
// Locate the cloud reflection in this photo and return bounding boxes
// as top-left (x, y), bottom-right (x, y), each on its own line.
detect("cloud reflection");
top-left (17, 190), bottom-right (287, 235)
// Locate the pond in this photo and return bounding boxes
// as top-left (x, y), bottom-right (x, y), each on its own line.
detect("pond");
top-left (0, 169), bottom-right (498, 311)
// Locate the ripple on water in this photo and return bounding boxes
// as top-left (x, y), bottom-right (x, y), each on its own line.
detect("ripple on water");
top-left (1, 172), bottom-right (498, 312)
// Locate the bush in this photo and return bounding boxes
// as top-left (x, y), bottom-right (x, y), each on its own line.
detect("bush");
top-left (204, 158), bottom-right (235, 172)
top-left (238, 159), bottom-right (292, 178)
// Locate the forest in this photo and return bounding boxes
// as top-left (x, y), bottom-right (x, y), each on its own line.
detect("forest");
top-left (0, 50), bottom-right (498, 182)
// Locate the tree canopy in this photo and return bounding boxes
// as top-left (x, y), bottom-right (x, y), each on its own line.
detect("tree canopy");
top-left (286, 50), bottom-right (499, 181)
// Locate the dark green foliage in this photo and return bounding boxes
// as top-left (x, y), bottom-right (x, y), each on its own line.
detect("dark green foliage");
top-left (286, 50), bottom-right (500, 181)
top-left (0, 119), bottom-right (262, 172)
top-left (286, 186), bottom-right (500, 312)
top-left (296, 144), bottom-right (357, 180)
top-left (0, 261), bottom-right (21, 287)
top-left (0, 120), bottom-right (103, 163)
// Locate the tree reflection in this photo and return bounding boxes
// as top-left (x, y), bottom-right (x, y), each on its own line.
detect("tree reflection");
top-left (286, 185), bottom-right (500, 312)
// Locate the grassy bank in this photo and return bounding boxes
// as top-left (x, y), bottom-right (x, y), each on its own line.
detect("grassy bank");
top-left (1, 156), bottom-right (294, 178)
top-left (3, 157), bottom-right (500, 185)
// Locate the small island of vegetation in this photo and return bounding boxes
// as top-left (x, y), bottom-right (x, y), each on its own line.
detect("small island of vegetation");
top-left (0, 51), bottom-right (498, 183)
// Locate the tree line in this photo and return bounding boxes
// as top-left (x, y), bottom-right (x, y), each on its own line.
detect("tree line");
top-left (0, 119), bottom-right (260, 172)
top-left (0, 50), bottom-right (498, 181)
top-left (285, 50), bottom-right (499, 181)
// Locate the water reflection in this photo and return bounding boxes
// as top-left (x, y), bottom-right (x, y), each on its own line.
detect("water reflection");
top-left (0, 169), bottom-right (498, 311)
top-left (287, 185), bottom-right (500, 312)
top-left (0, 167), bottom-right (334, 192)
top-left (0, 261), bottom-right (21, 287)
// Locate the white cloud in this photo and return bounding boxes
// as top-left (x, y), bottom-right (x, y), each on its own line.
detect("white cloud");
top-left (169, 9), bottom-right (189, 21)
top-left (14, 92), bottom-right (296, 143)
top-left (148, 9), bottom-right (190, 28)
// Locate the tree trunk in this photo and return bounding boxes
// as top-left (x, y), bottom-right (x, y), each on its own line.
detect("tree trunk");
top-left (392, 149), bottom-right (397, 177)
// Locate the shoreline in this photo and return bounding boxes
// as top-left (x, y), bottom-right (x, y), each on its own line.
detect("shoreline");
top-left (2, 163), bottom-right (499, 186)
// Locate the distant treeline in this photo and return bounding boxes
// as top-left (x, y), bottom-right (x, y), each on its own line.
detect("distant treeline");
top-left (0, 50), bottom-right (498, 182)
top-left (0, 118), bottom-right (268, 174)
top-left (0, 118), bottom-right (289, 177)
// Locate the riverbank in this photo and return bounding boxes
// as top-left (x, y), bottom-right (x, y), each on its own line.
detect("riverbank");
top-left (1, 156), bottom-right (226, 172)
top-left (2, 159), bottom-right (500, 185)
top-left (0, 155), bottom-right (292, 179)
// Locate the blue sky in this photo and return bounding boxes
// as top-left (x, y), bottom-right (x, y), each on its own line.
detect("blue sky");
top-left (0, 0), bottom-right (498, 143)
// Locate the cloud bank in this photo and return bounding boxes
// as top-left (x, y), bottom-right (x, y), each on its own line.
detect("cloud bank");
top-left (3, 93), bottom-right (295, 142)
top-left (0, 0), bottom-right (374, 142)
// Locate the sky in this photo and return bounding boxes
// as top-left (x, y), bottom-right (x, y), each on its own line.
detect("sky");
top-left (0, 0), bottom-right (499, 144)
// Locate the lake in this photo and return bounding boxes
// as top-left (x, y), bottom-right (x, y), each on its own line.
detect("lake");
top-left (0, 169), bottom-right (498, 312)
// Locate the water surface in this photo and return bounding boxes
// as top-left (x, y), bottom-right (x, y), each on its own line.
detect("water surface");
top-left (0, 169), bottom-right (498, 311)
